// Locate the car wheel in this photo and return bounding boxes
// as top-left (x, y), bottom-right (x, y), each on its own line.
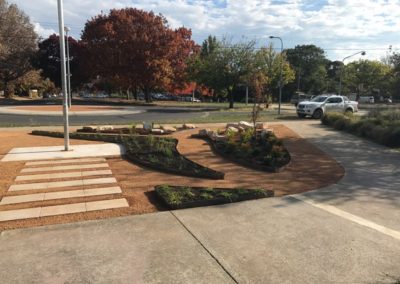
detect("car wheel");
top-left (312, 109), bottom-right (323, 119)
top-left (297, 113), bottom-right (306, 118)
top-left (345, 108), bottom-right (353, 114)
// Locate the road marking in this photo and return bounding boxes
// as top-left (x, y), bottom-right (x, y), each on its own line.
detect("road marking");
top-left (292, 194), bottom-right (400, 241)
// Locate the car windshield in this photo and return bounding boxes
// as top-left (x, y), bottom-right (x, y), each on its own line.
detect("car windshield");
top-left (311, 96), bottom-right (328, 102)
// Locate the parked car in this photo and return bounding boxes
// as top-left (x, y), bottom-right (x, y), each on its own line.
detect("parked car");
top-left (296, 95), bottom-right (358, 119)
top-left (290, 92), bottom-right (314, 107)
top-left (358, 96), bottom-right (375, 104)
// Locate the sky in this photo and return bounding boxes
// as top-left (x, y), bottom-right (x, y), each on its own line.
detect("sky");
top-left (9, 0), bottom-right (400, 62)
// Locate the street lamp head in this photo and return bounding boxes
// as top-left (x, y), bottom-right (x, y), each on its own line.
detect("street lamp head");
top-left (361, 51), bottom-right (366, 56)
top-left (64, 26), bottom-right (70, 32)
top-left (269, 36), bottom-right (275, 39)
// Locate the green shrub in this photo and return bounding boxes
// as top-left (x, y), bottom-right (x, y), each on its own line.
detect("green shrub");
top-left (322, 111), bottom-right (400, 148)
top-left (155, 185), bottom-right (274, 209)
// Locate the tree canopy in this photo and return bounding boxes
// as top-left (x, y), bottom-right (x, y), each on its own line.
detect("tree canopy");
top-left (80, 8), bottom-right (197, 102)
top-left (0, 0), bottom-right (37, 97)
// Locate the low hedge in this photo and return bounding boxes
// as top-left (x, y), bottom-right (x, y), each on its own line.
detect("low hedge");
top-left (321, 112), bottom-right (400, 147)
top-left (155, 185), bottom-right (274, 209)
top-left (31, 130), bottom-right (225, 179)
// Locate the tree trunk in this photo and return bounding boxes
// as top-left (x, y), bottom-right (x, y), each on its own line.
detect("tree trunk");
top-left (133, 87), bottom-right (138, 100)
top-left (4, 80), bottom-right (13, 98)
top-left (144, 87), bottom-right (152, 103)
top-left (228, 89), bottom-right (234, 109)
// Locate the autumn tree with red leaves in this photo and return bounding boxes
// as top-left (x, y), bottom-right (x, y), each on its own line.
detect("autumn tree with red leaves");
top-left (80, 8), bottom-right (197, 102)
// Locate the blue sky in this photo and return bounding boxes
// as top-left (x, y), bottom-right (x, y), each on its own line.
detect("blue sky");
top-left (10, 0), bottom-right (400, 61)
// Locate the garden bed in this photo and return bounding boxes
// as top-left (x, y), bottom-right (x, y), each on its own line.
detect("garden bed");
top-left (31, 131), bottom-right (225, 179)
top-left (155, 185), bottom-right (274, 209)
top-left (193, 128), bottom-right (290, 172)
top-left (321, 110), bottom-right (400, 147)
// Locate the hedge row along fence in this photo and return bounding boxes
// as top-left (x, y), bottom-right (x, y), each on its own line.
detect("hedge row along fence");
top-left (155, 185), bottom-right (274, 209)
top-left (321, 111), bottom-right (400, 147)
top-left (31, 131), bottom-right (225, 180)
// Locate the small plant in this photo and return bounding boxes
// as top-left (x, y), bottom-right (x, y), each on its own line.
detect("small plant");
top-left (155, 185), bottom-right (274, 209)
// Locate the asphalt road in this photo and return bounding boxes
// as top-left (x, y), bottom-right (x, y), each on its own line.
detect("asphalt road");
top-left (0, 106), bottom-right (216, 126)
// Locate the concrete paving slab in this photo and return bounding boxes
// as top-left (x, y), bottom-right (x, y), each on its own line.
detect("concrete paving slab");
top-left (1, 144), bottom-right (125, 162)
top-left (40, 202), bottom-right (87, 217)
top-left (9, 179), bottom-right (84, 191)
top-left (44, 190), bottom-right (85, 200)
top-left (173, 197), bottom-right (400, 284)
top-left (9, 177), bottom-right (117, 192)
top-left (82, 177), bottom-right (117, 186)
top-left (0, 193), bottom-right (45, 205)
top-left (25, 157), bottom-right (106, 166)
top-left (84, 186), bottom-right (122, 196)
top-left (0, 212), bottom-right (233, 283)
top-left (85, 198), bottom-right (129, 211)
top-left (21, 163), bottom-right (109, 173)
top-left (0, 207), bottom-right (41, 222)
top-left (16, 169), bottom-right (112, 181)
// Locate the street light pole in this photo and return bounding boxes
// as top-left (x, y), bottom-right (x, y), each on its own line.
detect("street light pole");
top-left (269, 36), bottom-right (283, 115)
top-left (64, 26), bottom-right (72, 108)
top-left (339, 51), bottom-right (366, 96)
top-left (57, 0), bottom-right (69, 151)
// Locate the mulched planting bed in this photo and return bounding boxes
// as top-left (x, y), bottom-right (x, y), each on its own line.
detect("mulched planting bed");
top-left (194, 128), bottom-right (290, 172)
top-left (31, 131), bottom-right (224, 180)
top-left (155, 184), bottom-right (274, 209)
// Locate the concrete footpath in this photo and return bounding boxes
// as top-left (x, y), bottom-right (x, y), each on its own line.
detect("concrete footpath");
top-left (0, 121), bottom-right (399, 283)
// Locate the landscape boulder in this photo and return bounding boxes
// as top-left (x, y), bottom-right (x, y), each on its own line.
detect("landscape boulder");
top-left (183, 123), bottom-right (196, 129)
top-left (161, 126), bottom-right (177, 134)
top-left (238, 121), bottom-right (253, 129)
top-left (97, 125), bottom-right (114, 131)
top-left (198, 129), bottom-right (210, 137)
top-left (151, 129), bottom-right (164, 135)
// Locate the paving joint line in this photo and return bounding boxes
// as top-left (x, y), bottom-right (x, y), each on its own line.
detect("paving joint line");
top-left (291, 194), bottom-right (400, 242)
top-left (169, 211), bottom-right (239, 284)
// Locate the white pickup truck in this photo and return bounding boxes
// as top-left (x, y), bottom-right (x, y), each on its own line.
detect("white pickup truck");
top-left (296, 95), bottom-right (358, 119)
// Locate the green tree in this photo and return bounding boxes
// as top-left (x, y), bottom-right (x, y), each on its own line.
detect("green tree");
top-left (0, 0), bottom-right (38, 97)
top-left (285, 45), bottom-right (328, 95)
top-left (189, 38), bottom-right (255, 108)
top-left (342, 59), bottom-right (392, 97)
top-left (254, 45), bottom-right (295, 102)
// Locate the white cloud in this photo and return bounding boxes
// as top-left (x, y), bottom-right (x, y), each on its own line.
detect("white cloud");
top-left (9, 0), bottom-right (400, 61)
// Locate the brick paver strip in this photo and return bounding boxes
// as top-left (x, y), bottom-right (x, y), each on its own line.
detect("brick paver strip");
top-left (0, 198), bottom-right (129, 221)
top-left (16, 170), bottom-right (113, 181)
top-left (25, 157), bottom-right (106, 166)
top-left (9, 177), bottom-right (117, 192)
top-left (0, 187), bottom-right (122, 205)
top-left (21, 163), bottom-right (109, 173)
